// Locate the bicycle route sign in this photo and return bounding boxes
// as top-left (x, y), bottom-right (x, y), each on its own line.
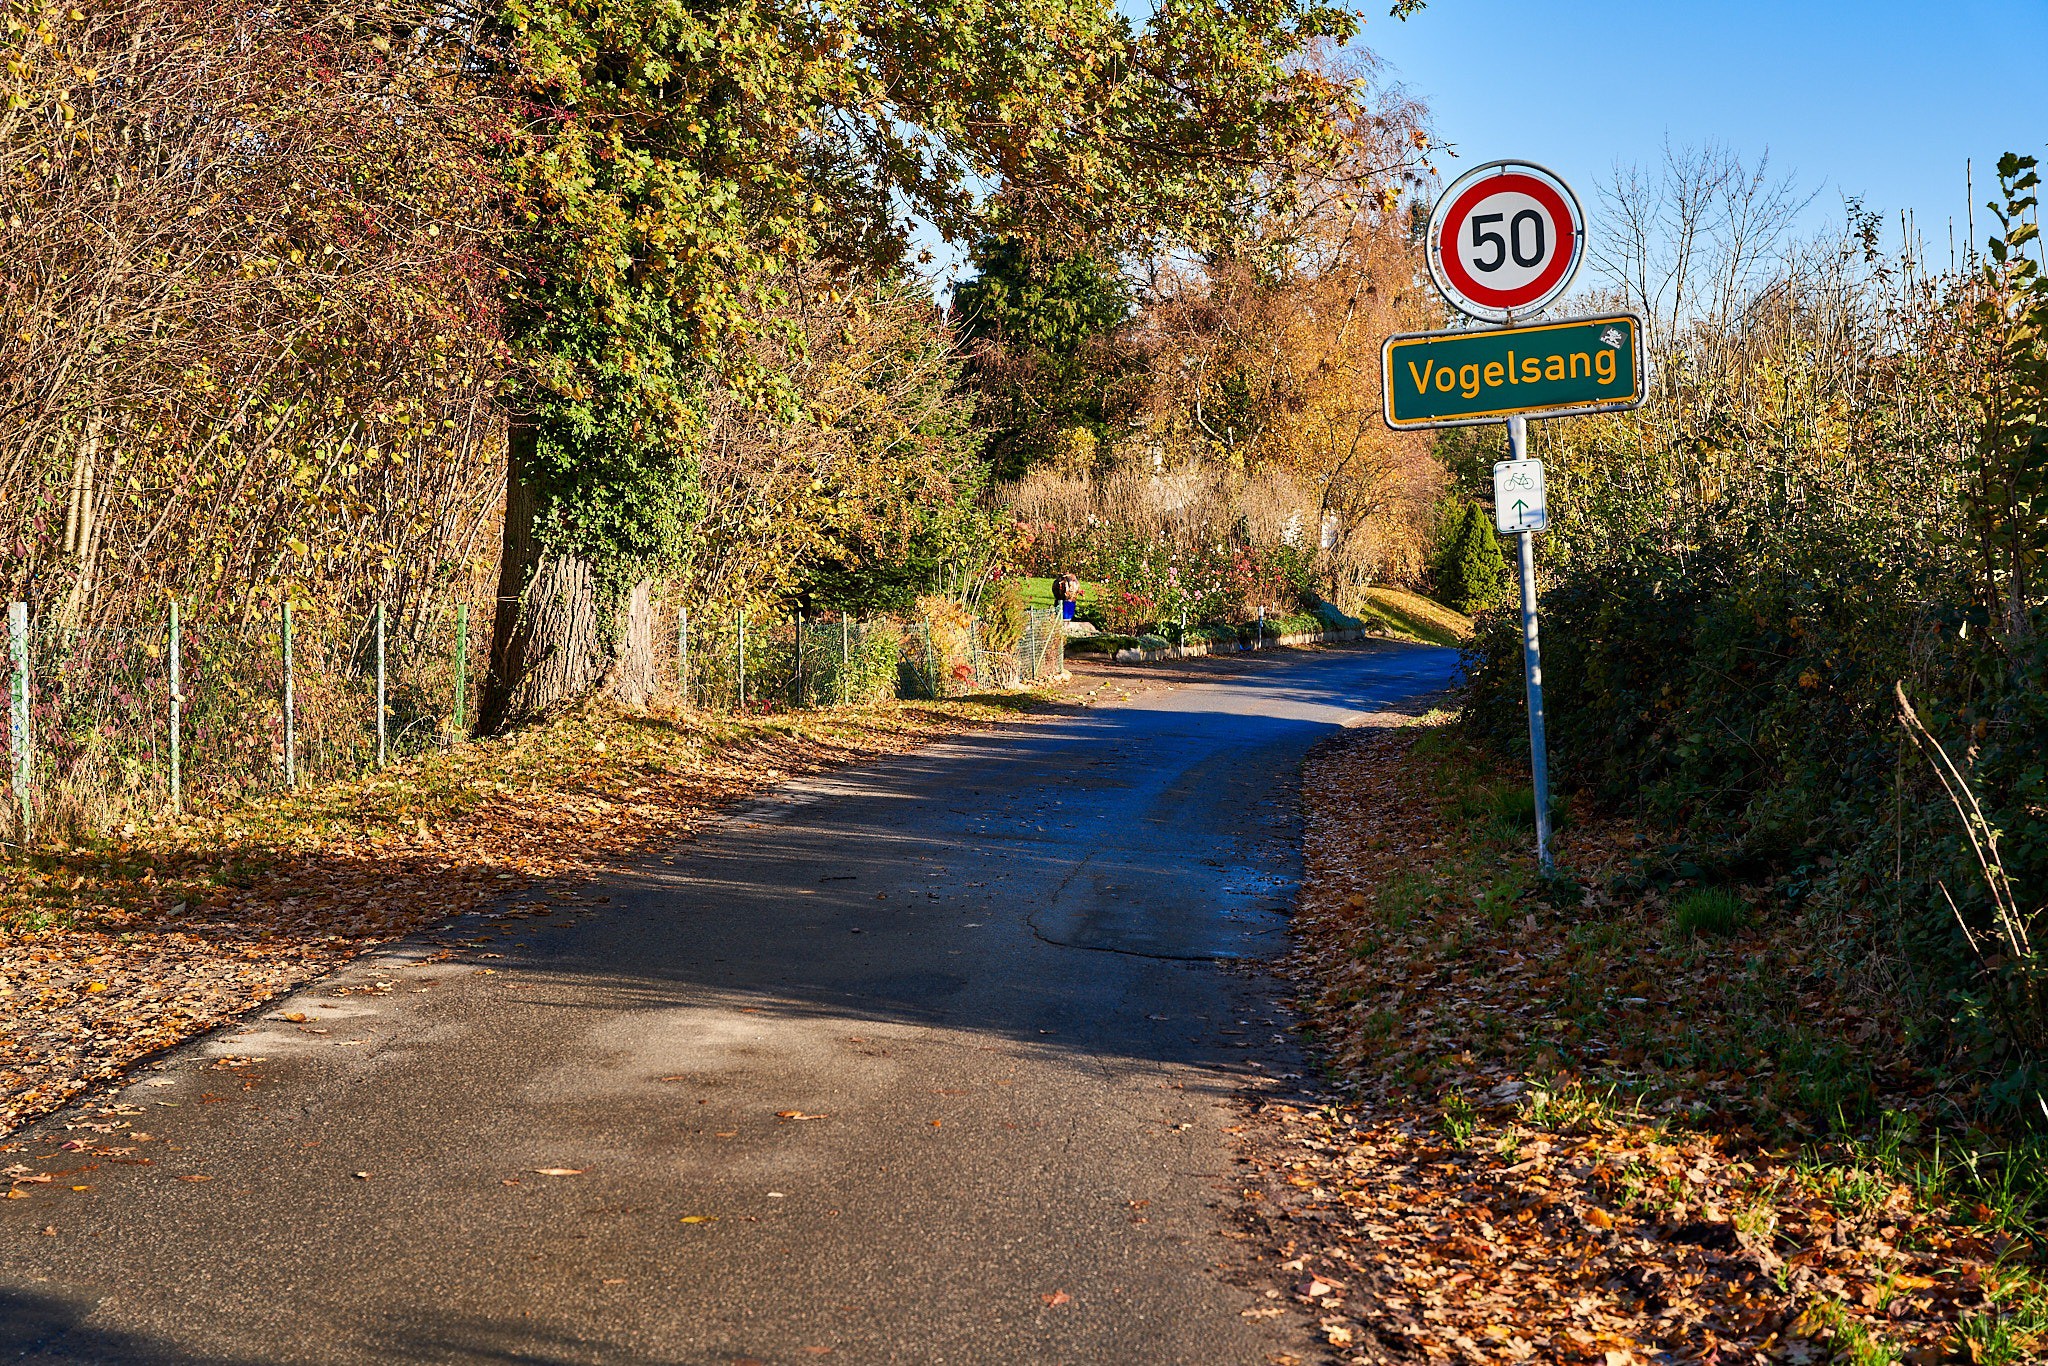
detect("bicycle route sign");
top-left (1492, 457), bottom-right (1547, 533)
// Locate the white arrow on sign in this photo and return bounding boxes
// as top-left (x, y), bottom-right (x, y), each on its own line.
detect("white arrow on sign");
top-left (1492, 458), bottom-right (1547, 533)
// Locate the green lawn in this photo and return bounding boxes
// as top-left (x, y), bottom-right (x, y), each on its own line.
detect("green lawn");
top-left (1352, 587), bottom-right (1472, 648)
top-left (1015, 576), bottom-right (1099, 610)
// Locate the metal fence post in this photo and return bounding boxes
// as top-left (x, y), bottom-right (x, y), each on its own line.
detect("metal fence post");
top-left (453, 602), bottom-right (468, 738)
top-left (9, 601), bottom-right (29, 839)
top-left (839, 615), bottom-right (849, 706)
top-left (168, 598), bottom-right (182, 815)
top-left (281, 599), bottom-right (296, 789)
top-left (735, 609), bottom-right (746, 711)
top-left (794, 611), bottom-right (803, 707)
top-left (375, 600), bottom-right (387, 769)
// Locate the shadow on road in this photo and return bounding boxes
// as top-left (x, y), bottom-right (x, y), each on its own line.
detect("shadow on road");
top-left (0, 642), bottom-right (1460, 1366)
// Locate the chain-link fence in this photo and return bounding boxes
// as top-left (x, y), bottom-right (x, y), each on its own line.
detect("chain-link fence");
top-left (4, 600), bottom-right (1066, 845)
top-left (2, 597), bottom-right (485, 846)
top-left (895, 607), bottom-right (1066, 698)
top-left (671, 611), bottom-right (907, 711)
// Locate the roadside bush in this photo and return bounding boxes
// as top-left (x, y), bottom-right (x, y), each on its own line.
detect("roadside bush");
top-left (1464, 157), bottom-right (2048, 1127)
top-left (1309, 599), bottom-right (1366, 632)
top-left (979, 580), bottom-right (1028, 653)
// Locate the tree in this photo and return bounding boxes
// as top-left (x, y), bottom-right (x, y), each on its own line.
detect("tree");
top-left (477, 0), bottom-right (1373, 731)
top-left (1110, 74), bottom-right (1442, 592)
top-left (0, 0), bottom-right (506, 643)
top-left (1431, 502), bottom-right (1507, 615)
top-left (953, 236), bottom-right (1131, 479)
top-left (690, 270), bottom-right (1001, 619)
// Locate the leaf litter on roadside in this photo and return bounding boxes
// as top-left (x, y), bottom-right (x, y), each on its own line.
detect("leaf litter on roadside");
top-left (1227, 718), bottom-right (2046, 1366)
top-left (0, 695), bottom-right (1042, 1140)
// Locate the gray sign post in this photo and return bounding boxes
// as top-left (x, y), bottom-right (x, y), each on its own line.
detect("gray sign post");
top-left (1503, 416), bottom-right (1551, 868)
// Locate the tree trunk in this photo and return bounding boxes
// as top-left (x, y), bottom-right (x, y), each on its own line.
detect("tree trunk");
top-left (609, 578), bottom-right (659, 710)
top-left (479, 422), bottom-right (659, 733)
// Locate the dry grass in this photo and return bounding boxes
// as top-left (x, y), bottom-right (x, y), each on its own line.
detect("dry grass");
top-left (1006, 460), bottom-right (1324, 549)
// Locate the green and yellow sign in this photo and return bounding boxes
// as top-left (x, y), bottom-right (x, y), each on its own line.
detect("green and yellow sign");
top-left (1381, 312), bottom-right (1646, 429)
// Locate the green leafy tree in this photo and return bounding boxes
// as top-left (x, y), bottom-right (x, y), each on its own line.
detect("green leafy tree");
top-left (1431, 502), bottom-right (1507, 614)
top-left (1964, 153), bottom-right (2048, 642)
top-left (478, 0), bottom-right (1370, 730)
top-left (953, 236), bottom-right (1131, 479)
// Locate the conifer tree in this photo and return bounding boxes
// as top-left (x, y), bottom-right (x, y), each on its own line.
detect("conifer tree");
top-left (1431, 502), bottom-right (1507, 615)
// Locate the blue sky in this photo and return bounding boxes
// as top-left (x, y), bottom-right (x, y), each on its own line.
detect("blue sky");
top-left (1362, 0), bottom-right (2048, 267)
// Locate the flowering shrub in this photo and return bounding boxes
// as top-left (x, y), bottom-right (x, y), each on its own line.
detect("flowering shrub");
top-left (1024, 519), bottom-right (1311, 634)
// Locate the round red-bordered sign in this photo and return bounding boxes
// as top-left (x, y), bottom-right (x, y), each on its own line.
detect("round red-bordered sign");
top-left (1426, 161), bottom-right (1585, 323)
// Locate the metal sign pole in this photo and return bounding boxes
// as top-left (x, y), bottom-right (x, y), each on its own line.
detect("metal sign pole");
top-left (1507, 414), bottom-right (1553, 870)
top-left (375, 601), bottom-right (388, 769)
top-left (453, 602), bottom-right (468, 737)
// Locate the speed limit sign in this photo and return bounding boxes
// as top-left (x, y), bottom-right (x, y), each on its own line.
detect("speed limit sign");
top-left (1426, 161), bottom-right (1586, 323)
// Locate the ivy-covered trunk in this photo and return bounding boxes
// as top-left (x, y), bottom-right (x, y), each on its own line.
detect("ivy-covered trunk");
top-left (479, 424), bottom-right (658, 734)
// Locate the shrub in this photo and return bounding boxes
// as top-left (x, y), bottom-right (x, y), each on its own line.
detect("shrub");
top-left (979, 579), bottom-right (1028, 652)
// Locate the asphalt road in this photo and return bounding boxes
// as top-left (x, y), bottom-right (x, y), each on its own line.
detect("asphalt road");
top-left (0, 642), bottom-right (1457, 1365)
